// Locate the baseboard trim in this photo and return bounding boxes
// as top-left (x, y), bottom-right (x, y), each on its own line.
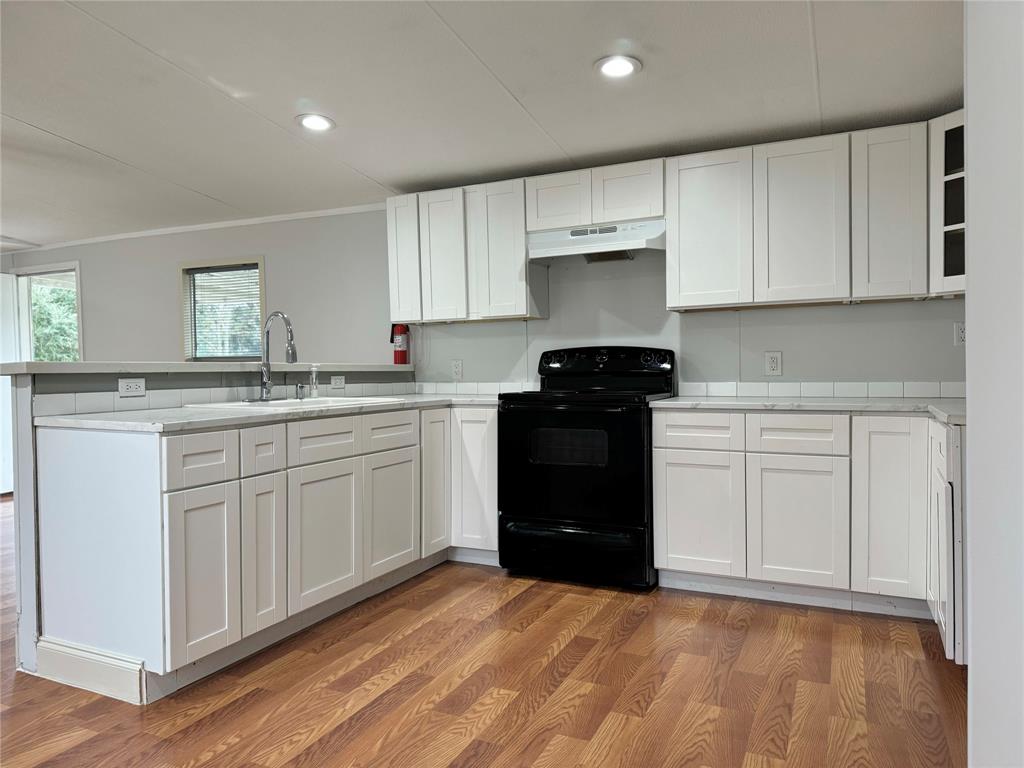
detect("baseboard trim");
top-left (447, 546), bottom-right (501, 566)
top-left (658, 570), bottom-right (932, 619)
top-left (36, 637), bottom-right (144, 704)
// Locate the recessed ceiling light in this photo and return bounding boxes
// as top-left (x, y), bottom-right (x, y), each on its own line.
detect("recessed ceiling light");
top-left (595, 55), bottom-right (642, 78)
top-left (296, 113), bottom-right (335, 132)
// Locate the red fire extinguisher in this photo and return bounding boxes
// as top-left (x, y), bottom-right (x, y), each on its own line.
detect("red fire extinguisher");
top-left (391, 323), bottom-right (410, 365)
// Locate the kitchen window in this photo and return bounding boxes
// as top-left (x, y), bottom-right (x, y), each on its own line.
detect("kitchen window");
top-left (182, 262), bottom-right (263, 360)
top-left (8, 263), bottom-right (83, 362)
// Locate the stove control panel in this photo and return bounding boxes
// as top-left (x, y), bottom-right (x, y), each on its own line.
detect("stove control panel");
top-left (538, 346), bottom-right (675, 375)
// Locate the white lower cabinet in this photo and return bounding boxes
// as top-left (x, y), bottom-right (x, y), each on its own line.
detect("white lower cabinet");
top-left (421, 408), bottom-right (451, 556)
top-left (746, 453), bottom-right (850, 589)
top-left (164, 481), bottom-right (242, 670)
top-left (653, 448), bottom-right (746, 577)
top-left (451, 407), bottom-right (498, 551)
top-left (851, 417), bottom-right (928, 598)
top-left (927, 421), bottom-right (955, 658)
top-left (241, 471), bottom-right (288, 637)
top-left (363, 447), bottom-right (421, 580)
top-left (287, 457), bottom-right (363, 615)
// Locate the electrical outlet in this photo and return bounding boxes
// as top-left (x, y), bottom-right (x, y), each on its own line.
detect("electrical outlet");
top-left (118, 378), bottom-right (146, 397)
top-left (954, 322), bottom-right (966, 346)
top-left (451, 359), bottom-right (464, 382)
top-left (764, 351), bottom-right (782, 377)
top-left (330, 375), bottom-right (346, 390)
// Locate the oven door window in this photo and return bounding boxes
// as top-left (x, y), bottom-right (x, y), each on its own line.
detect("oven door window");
top-left (529, 428), bottom-right (608, 467)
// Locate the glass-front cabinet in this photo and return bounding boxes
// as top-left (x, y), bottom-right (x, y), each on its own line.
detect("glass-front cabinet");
top-left (929, 109), bottom-right (966, 294)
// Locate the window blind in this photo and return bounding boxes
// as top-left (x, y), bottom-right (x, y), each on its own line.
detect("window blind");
top-left (183, 264), bottom-right (261, 360)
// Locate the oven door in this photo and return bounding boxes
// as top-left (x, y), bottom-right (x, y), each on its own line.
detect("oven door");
top-left (497, 400), bottom-right (650, 527)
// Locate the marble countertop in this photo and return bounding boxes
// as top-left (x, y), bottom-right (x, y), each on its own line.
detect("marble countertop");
top-left (651, 396), bottom-right (966, 425)
top-left (33, 394), bottom-right (500, 433)
top-left (0, 360), bottom-right (414, 375)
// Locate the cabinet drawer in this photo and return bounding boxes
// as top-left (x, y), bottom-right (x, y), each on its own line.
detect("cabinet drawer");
top-left (745, 413), bottom-right (849, 456)
top-left (162, 430), bottom-right (239, 491)
top-left (360, 410), bottom-right (419, 454)
top-left (287, 416), bottom-right (362, 466)
top-left (653, 411), bottom-right (744, 451)
top-left (240, 424), bottom-right (287, 477)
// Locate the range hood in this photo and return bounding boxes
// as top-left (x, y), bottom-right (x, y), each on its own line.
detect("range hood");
top-left (527, 219), bottom-right (666, 260)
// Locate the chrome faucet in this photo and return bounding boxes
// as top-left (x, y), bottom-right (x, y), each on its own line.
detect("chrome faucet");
top-left (259, 311), bottom-right (297, 401)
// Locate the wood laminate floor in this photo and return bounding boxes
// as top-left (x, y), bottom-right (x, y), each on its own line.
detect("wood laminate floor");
top-left (0, 495), bottom-right (966, 767)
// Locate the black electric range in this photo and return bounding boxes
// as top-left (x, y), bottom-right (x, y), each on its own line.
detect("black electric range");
top-left (496, 346), bottom-right (675, 589)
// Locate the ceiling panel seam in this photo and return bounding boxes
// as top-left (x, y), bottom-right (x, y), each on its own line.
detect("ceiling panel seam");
top-left (64, 0), bottom-right (398, 196)
top-left (805, 0), bottom-right (825, 134)
top-left (1, 112), bottom-right (240, 210)
top-left (425, 1), bottom-right (573, 164)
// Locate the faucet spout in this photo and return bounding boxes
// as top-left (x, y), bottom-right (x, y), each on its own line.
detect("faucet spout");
top-left (259, 311), bottom-right (297, 401)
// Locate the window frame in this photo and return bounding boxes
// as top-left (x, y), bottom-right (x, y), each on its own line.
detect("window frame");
top-left (8, 261), bottom-right (84, 362)
top-left (180, 257), bottom-right (266, 362)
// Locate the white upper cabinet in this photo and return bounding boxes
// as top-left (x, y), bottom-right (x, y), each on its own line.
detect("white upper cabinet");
top-left (753, 133), bottom-right (851, 302)
top-left (525, 169), bottom-right (592, 231)
top-left (928, 109), bottom-right (966, 295)
top-left (591, 159), bottom-right (664, 224)
top-left (665, 148), bottom-right (753, 308)
top-left (418, 188), bottom-right (468, 321)
top-left (386, 194), bottom-right (422, 323)
top-left (851, 123), bottom-right (928, 299)
top-left (466, 179), bottom-right (546, 320)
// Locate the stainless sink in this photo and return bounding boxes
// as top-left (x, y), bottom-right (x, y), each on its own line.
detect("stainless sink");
top-left (185, 396), bottom-right (403, 409)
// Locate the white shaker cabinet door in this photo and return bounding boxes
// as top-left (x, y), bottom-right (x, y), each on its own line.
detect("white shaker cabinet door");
top-left (654, 448), bottom-right (746, 577)
top-left (451, 407), bottom-right (498, 551)
top-left (665, 148), bottom-right (753, 308)
top-left (421, 408), bottom-right (452, 557)
top-left (419, 188), bottom-right (467, 321)
top-left (746, 453), bottom-right (850, 589)
top-left (287, 458), bottom-right (363, 614)
top-left (525, 170), bottom-right (592, 231)
top-left (753, 133), bottom-right (851, 302)
top-left (592, 159), bottom-right (664, 224)
top-left (926, 421), bottom-right (955, 659)
top-left (164, 481), bottom-right (241, 670)
top-left (851, 416), bottom-right (928, 598)
top-left (851, 123), bottom-right (928, 298)
top-left (363, 447), bottom-right (421, 581)
top-left (466, 179), bottom-right (529, 318)
top-left (241, 471), bottom-right (288, 637)
top-left (386, 193), bottom-right (422, 323)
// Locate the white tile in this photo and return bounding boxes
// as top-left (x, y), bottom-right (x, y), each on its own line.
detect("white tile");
top-left (114, 393), bottom-right (150, 411)
top-left (940, 381), bottom-right (966, 398)
top-left (677, 382), bottom-right (707, 397)
top-left (238, 386), bottom-right (260, 401)
top-left (834, 382), bottom-right (868, 398)
top-left (418, 382), bottom-right (437, 394)
top-left (74, 391), bottom-right (114, 414)
top-left (768, 382), bottom-right (801, 397)
top-left (211, 387), bottom-right (241, 403)
top-left (499, 382), bottom-right (522, 394)
top-left (868, 382), bottom-right (904, 398)
top-left (903, 381), bottom-right (941, 398)
top-left (180, 388), bottom-right (211, 405)
top-left (436, 382), bottom-right (457, 394)
top-left (362, 383), bottom-right (380, 396)
top-left (34, 393), bottom-right (76, 416)
top-left (706, 381), bottom-right (737, 397)
top-left (737, 382), bottom-right (769, 397)
top-left (456, 382), bottom-right (479, 395)
top-left (477, 382), bottom-right (500, 395)
top-left (344, 383), bottom-right (363, 397)
top-left (148, 389), bottom-right (182, 409)
top-left (800, 382), bottom-right (834, 398)
top-left (377, 383), bottom-right (395, 395)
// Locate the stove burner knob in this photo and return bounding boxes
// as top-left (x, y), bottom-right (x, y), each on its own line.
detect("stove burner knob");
top-left (595, 351), bottom-right (609, 363)
top-left (640, 351), bottom-right (655, 366)
top-left (550, 351), bottom-right (567, 367)
top-left (540, 352), bottom-right (552, 367)
top-left (655, 351), bottom-right (669, 366)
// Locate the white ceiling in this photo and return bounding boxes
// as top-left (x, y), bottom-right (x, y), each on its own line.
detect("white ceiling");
top-left (1, 1), bottom-right (963, 250)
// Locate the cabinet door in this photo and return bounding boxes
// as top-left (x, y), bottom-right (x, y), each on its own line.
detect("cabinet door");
top-left (851, 123), bottom-right (928, 298)
top-left (451, 407), bottom-right (498, 551)
top-left (466, 179), bottom-right (529, 318)
top-left (164, 481), bottom-right (241, 669)
top-left (654, 448), bottom-right (746, 577)
top-left (928, 109), bottom-right (966, 295)
top-left (525, 170), bottom-right (592, 231)
top-left (666, 148), bottom-right (753, 308)
top-left (241, 471), bottom-right (287, 636)
top-left (287, 458), bottom-right (363, 614)
top-left (851, 417), bottom-right (928, 597)
top-left (419, 188), bottom-right (467, 321)
top-left (421, 408), bottom-right (451, 556)
top-left (592, 159), bottom-right (664, 224)
top-left (747, 453), bottom-right (850, 588)
top-left (754, 134), bottom-right (851, 302)
top-left (363, 447), bottom-right (421, 580)
top-left (927, 420), bottom-right (955, 658)
top-left (386, 193), bottom-right (422, 323)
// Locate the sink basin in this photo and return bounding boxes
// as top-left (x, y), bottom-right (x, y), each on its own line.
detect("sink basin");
top-left (186, 396), bottom-right (403, 409)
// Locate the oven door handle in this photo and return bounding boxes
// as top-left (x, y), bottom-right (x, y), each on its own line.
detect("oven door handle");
top-left (498, 402), bottom-right (640, 414)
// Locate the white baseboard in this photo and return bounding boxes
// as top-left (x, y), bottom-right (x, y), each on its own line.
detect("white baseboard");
top-left (36, 637), bottom-right (144, 704)
top-left (658, 570), bottom-right (932, 619)
top-left (447, 546), bottom-right (501, 566)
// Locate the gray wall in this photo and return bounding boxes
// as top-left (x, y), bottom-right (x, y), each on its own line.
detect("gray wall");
top-left (415, 251), bottom-right (966, 383)
top-left (8, 210), bottom-right (393, 364)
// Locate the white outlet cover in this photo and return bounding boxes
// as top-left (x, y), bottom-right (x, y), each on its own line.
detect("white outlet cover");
top-left (764, 351), bottom-right (782, 377)
top-left (954, 322), bottom-right (966, 346)
top-left (118, 377), bottom-right (146, 397)
top-left (330, 375), bottom-right (346, 389)
top-left (451, 359), bottom-right (464, 382)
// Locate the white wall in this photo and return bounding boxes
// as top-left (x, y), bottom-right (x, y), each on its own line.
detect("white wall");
top-left (7, 210), bottom-right (393, 364)
top-left (965, 3), bottom-right (1024, 766)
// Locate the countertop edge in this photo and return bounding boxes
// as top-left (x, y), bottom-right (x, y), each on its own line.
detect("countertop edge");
top-left (650, 396), bottom-right (966, 425)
